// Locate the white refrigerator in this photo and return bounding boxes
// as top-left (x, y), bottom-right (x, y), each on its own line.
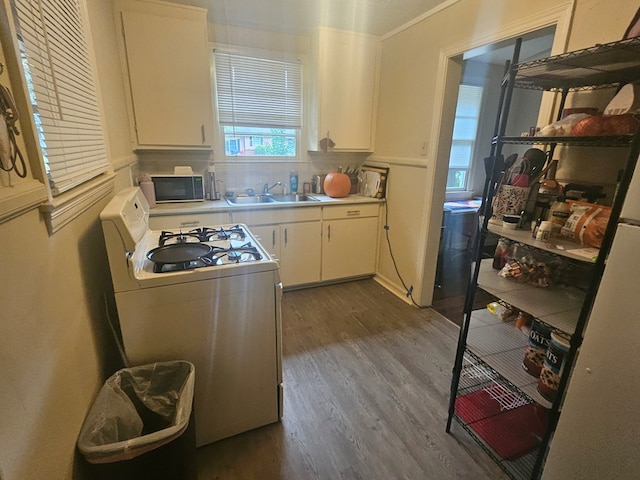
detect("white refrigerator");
top-left (542, 165), bottom-right (640, 479)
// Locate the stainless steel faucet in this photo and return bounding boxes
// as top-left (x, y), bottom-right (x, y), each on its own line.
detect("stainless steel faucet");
top-left (263, 181), bottom-right (282, 194)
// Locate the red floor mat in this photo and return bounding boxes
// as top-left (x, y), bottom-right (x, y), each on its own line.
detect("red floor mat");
top-left (456, 387), bottom-right (548, 460)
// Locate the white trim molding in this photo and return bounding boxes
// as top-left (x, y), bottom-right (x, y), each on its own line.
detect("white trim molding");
top-left (39, 173), bottom-right (116, 234)
top-left (0, 179), bottom-right (48, 224)
top-left (382, 0), bottom-right (462, 40)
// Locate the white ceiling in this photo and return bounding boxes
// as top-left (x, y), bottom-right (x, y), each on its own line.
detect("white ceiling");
top-left (168, 0), bottom-right (555, 66)
top-left (168, 0), bottom-right (450, 36)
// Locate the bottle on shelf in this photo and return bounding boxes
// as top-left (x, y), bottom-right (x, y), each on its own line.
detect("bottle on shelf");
top-left (547, 194), bottom-right (570, 233)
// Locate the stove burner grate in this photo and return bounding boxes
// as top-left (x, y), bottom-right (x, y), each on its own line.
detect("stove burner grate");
top-left (158, 225), bottom-right (247, 246)
top-left (189, 225), bottom-right (246, 242)
top-left (211, 242), bottom-right (263, 265)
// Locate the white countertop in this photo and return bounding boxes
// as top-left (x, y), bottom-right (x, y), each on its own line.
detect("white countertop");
top-left (149, 194), bottom-right (384, 217)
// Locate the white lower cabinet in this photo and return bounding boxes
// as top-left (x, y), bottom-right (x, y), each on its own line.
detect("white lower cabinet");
top-left (251, 223), bottom-right (322, 287)
top-left (232, 208), bottom-right (322, 288)
top-left (321, 204), bottom-right (379, 281)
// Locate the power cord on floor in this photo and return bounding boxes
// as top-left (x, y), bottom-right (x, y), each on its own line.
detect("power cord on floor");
top-left (383, 200), bottom-right (430, 309)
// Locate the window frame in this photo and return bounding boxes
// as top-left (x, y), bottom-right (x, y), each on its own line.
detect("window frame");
top-left (447, 83), bottom-right (484, 192)
top-left (212, 45), bottom-right (305, 163)
top-left (0, 0), bottom-right (114, 232)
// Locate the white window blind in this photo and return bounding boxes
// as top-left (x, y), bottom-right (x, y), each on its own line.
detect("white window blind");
top-left (214, 52), bottom-right (302, 129)
top-left (13, 0), bottom-right (109, 196)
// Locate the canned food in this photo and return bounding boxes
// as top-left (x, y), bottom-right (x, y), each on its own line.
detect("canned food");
top-left (537, 330), bottom-right (571, 401)
top-left (522, 319), bottom-right (553, 377)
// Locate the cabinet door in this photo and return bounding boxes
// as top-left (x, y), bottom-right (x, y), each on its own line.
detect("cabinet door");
top-left (317, 28), bottom-right (379, 151)
top-left (322, 217), bottom-right (378, 281)
top-left (250, 225), bottom-right (280, 259)
top-left (280, 222), bottom-right (321, 287)
top-left (118, 2), bottom-right (214, 148)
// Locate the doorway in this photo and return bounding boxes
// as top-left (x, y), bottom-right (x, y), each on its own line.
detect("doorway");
top-left (432, 28), bottom-right (556, 325)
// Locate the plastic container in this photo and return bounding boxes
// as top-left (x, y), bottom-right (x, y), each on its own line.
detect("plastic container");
top-left (289, 169), bottom-right (298, 194)
top-left (139, 175), bottom-right (156, 209)
top-left (536, 220), bottom-right (553, 241)
top-left (77, 361), bottom-right (196, 480)
top-left (502, 214), bottom-right (520, 229)
top-left (548, 196), bottom-right (570, 232)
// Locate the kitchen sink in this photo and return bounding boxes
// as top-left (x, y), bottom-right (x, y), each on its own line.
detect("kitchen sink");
top-left (271, 194), bottom-right (318, 202)
top-left (226, 195), bottom-right (276, 204)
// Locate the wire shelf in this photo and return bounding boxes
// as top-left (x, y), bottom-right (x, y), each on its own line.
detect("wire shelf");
top-left (513, 37), bottom-right (640, 92)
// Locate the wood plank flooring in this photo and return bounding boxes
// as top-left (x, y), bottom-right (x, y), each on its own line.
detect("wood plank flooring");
top-left (196, 279), bottom-right (508, 480)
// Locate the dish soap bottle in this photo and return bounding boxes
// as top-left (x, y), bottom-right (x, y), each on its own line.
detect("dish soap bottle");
top-left (290, 169), bottom-right (299, 194)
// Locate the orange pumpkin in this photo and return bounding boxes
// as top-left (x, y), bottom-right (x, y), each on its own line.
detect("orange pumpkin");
top-left (323, 172), bottom-right (351, 198)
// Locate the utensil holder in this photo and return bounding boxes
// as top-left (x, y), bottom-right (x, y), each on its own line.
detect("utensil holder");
top-left (490, 185), bottom-right (530, 223)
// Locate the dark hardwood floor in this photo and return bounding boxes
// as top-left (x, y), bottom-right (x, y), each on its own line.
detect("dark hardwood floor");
top-left (196, 279), bottom-right (507, 479)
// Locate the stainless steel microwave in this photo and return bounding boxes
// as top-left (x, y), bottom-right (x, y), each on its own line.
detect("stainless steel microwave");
top-left (151, 175), bottom-right (205, 203)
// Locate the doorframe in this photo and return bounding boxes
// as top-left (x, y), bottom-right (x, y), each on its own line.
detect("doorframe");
top-left (416, 1), bottom-right (575, 306)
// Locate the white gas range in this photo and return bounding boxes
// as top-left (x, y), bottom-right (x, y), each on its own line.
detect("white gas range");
top-left (100, 187), bottom-right (282, 446)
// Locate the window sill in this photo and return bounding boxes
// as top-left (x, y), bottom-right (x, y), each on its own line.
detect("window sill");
top-left (39, 173), bottom-right (116, 234)
top-left (445, 190), bottom-right (475, 202)
top-left (0, 179), bottom-right (48, 224)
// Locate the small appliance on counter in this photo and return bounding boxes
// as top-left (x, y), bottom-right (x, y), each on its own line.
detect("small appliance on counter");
top-left (359, 164), bottom-right (389, 199)
top-left (151, 166), bottom-right (205, 203)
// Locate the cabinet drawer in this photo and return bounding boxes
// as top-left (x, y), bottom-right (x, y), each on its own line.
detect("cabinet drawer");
top-left (232, 207), bottom-right (321, 226)
top-left (148, 212), bottom-right (231, 230)
top-left (322, 203), bottom-right (379, 220)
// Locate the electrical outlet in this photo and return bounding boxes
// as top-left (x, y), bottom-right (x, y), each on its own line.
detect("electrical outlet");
top-left (420, 141), bottom-right (428, 156)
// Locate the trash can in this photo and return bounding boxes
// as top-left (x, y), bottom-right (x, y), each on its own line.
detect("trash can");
top-left (77, 361), bottom-right (197, 480)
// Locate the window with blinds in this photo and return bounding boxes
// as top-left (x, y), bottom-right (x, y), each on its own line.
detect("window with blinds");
top-left (12, 0), bottom-right (109, 196)
top-left (214, 52), bottom-right (302, 158)
top-left (448, 84), bottom-right (483, 191)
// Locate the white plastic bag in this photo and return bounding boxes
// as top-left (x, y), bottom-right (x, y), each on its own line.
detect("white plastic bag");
top-left (77, 361), bottom-right (195, 464)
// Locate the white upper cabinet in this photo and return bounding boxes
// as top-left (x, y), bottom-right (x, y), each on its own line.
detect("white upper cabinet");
top-left (114, 0), bottom-right (214, 150)
top-left (310, 28), bottom-right (380, 152)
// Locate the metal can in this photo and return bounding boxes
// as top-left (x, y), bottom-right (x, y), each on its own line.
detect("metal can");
top-left (522, 319), bottom-right (553, 377)
top-left (537, 330), bottom-right (571, 401)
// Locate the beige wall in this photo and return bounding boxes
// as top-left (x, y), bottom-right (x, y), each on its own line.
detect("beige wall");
top-left (0, 1), bottom-right (132, 479)
top-left (372, 0), bottom-right (639, 305)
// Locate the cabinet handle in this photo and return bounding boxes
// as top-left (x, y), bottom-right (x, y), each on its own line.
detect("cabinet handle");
top-left (201, 124), bottom-right (205, 144)
top-left (272, 229), bottom-right (276, 247)
top-left (327, 224), bottom-right (331, 242)
top-left (284, 227), bottom-right (288, 245)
